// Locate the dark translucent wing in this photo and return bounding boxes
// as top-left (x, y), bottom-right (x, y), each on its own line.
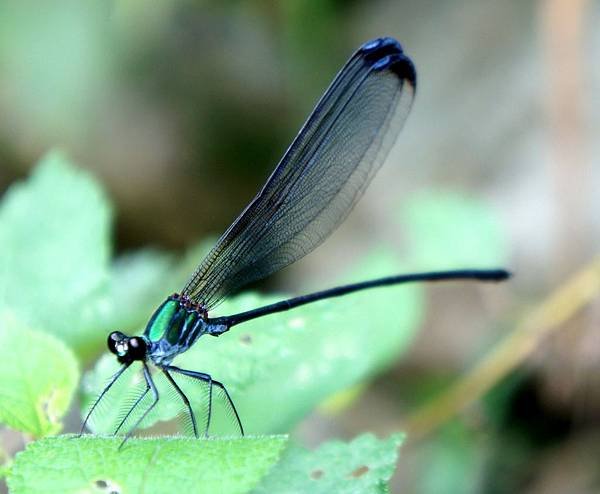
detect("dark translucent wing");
top-left (182, 37), bottom-right (416, 309)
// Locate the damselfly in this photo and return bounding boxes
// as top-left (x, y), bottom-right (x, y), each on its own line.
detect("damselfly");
top-left (80, 37), bottom-right (509, 445)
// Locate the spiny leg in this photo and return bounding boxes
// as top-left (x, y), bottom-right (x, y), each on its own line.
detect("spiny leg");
top-left (167, 365), bottom-right (244, 436)
top-left (162, 368), bottom-right (199, 438)
top-left (212, 379), bottom-right (243, 436)
top-left (166, 366), bottom-right (213, 437)
top-left (113, 384), bottom-right (150, 436)
top-left (206, 376), bottom-right (213, 438)
top-left (79, 363), bottom-right (130, 437)
top-left (119, 363), bottom-right (159, 449)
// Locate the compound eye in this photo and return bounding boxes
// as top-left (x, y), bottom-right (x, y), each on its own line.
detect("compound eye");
top-left (107, 331), bottom-right (126, 355)
top-left (128, 337), bottom-right (147, 360)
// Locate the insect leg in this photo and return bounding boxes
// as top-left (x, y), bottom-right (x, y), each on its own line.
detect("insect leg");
top-left (167, 366), bottom-right (243, 436)
top-left (78, 363), bottom-right (131, 437)
top-left (162, 367), bottom-right (199, 438)
top-left (112, 384), bottom-right (150, 436)
top-left (119, 363), bottom-right (159, 449)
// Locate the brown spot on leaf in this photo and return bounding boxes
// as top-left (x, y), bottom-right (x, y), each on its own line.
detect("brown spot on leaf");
top-left (350, 465), bottom-right (369, 478)
top-left (310, 469), bottom-right (324, 480)
top-left (240, 334), bottom-right (252, 345)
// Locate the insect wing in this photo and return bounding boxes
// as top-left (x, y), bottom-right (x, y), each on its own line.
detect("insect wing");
top-left (182, 38), bottom-right (416, 309)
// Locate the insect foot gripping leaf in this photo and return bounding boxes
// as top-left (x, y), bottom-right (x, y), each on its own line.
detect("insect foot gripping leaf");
top-left (0, 312), bottom-right (79, 437)
top-left (7, 435), bottom-right (288, 494)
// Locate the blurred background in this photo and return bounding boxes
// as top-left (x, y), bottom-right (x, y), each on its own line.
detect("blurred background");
top-left (0, 0), bottom-right (599, 492)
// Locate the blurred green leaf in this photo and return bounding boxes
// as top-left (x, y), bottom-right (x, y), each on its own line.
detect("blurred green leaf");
top-left (101, 240), bottom-right (216, 335)
top-left (101, 249), bottom-right (176, 335)
top-left (400, 191), bottom-right (508, 270)
top-left (253, 433), bottom-right (404, 494)
top-left (0, 153), bottom-right (184, 362)
top-left (83, 250), bottom-right (424, 435)
top-left (0, 151), bottom-right (112, 357)
top-left (7, 435), bottom-right (288, 494)
top-left (171, 239), bottom-right (215, 285)
top-left (417, 421), bottom-right (481, 494)
top-left (0, 312), bottom-right (78, 437)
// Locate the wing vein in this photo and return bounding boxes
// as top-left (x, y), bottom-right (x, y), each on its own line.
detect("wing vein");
top-left (181, 38), bottom-right (416, 310)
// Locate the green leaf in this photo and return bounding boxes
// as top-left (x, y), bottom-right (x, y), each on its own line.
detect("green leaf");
top-left (0, 313), bottom-right (79, 437)
top-left (100, 249), bottom-right (176, 335)
top-left (82, 250), bottom-right (423, 435)
top-left (0, 151), bottom-right (112, 357)
top-left (417, 422), bottom-right (481, 494)
top-left (253, 433), bottom-right (404, 494)
top-left (400, 191), bottom-right (508, 270)
top-left (7, 435), bottom-right (288, 494)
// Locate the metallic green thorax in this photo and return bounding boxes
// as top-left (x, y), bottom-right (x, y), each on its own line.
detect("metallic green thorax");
top-left (144, 297), bottom-right (205, 344)
top-left (146, 299), bottom-right (179, 342)
top-left (143, 295), bottom-right (227, 366)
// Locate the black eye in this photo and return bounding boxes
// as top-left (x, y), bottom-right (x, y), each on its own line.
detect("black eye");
top-left (107, 331), bottom-right (126, 355)
top-left (128, 337), bottom-right (147, 360)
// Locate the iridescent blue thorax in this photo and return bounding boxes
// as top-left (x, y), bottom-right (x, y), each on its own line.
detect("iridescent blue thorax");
top-left (143, 294), bottom-right (216, 365)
